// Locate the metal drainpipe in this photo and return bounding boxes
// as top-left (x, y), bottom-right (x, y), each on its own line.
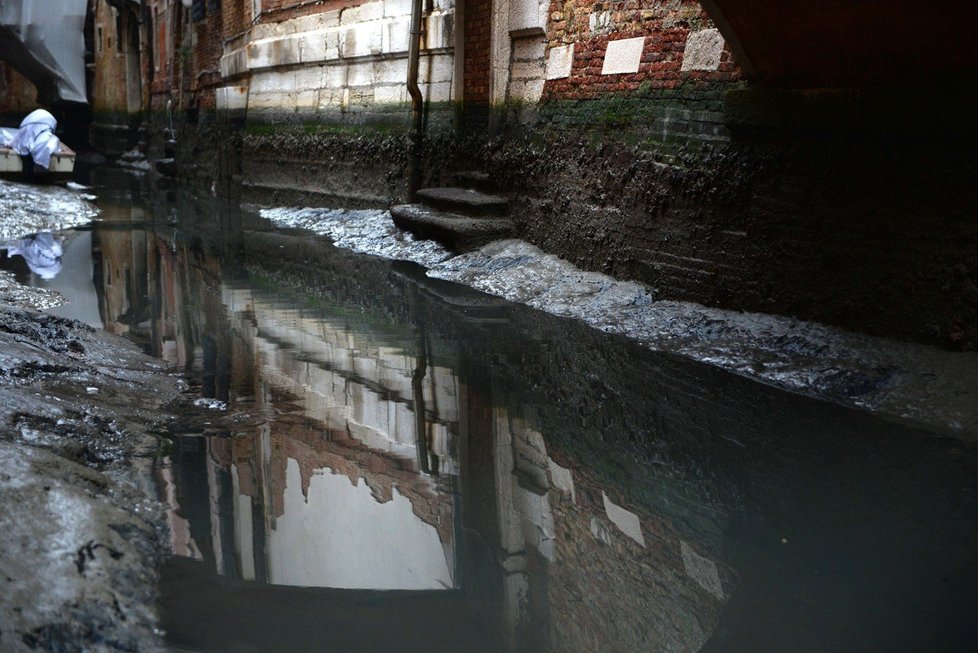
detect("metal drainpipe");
top-left (406, 0), bottom-right (425, 199)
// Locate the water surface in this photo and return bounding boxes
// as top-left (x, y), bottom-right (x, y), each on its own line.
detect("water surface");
top-left (37, 172), bottom-right (978, 652)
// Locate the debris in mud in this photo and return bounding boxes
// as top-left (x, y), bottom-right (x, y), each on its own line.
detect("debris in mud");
top-left (0, 304), bottom-right (182, 652)
top-left (260, 206), bottom-right (452, 268)
top-left (0, 179), bottom-right (98, 241)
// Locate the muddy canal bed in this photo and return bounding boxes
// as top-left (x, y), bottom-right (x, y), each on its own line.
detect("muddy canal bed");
top-left (4, 171), bottom-right (978, 652)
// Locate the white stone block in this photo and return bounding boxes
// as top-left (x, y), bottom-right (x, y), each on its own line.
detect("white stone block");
top-left (425, 13), bottom-right (453, 50)
top-left (383, 16), bottom-right (411, 53)
top-left (374, 83), bottom-right (406, 104)
top-left (296, 90), bottom-right (320, 108)
top-left (384, 0), bottom-right (413, 18)
top-left (421, 81), bottom-right (452, 103)
top-left (324, 64), bottom-right (347, 89)
top-left (508, 0), bottom-right (545, 36)
top-left (510, 59), bottom-right (543, 80)
top-left (601, 36), bottom-right (644, 75)
top-left (508, 78), bottom-right (544, 102)
top-left (375, 57), bottom-right (409, 84)
top-left (347, 61), bottom-right (375, 87)
top-left (545, 43), bottom-right (573, 80)
top-left (293, 66), bottom-right (324, 91)
top-left (681, 28), bottom-right (725, 71)
top-left (512, 36), bottom-right (546, 62)
top-left (341, 23), bottom-right (383, 58)
top-left (220, 48), bottom-right (248, 78)
top-left (299, 30), bottom-right (340, 63)
top-left (216, 85), bottom-right (249, 111)
top-left (419, 54), bottom-right (455, 84)
top-left (602, 491), bottom-right (645, 546)
top-left (293, 11), bottom-right (340, 33)
top-left (340, 2), bottom-right (384, 26)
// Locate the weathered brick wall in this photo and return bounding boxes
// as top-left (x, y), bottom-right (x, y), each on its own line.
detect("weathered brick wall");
top-left (191, 8), bottom-right (224, 110)
top-left (0, 63), bottom-right (37, 115)
top-left (542, 0), bottom-right (740, 99)
top-left (90, 0), bottom-right (130, 113)
top-left (463, 0), bottom-right (491, 104)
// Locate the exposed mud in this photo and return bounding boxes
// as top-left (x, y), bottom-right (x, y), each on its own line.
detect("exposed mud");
top-left (0, 180), bottom-right (97, 240)
top-left (0, 304), bottom-right (183, 652)
top-left (260, 208), bottom-right (978, 438)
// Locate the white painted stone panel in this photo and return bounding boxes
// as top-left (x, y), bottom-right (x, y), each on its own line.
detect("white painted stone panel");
top-left (601, 36), bottom-right (645, 75)
top-left (681, 28), bottom-right (725, 71)
top-left (681, 540), bottom-right (724, 599)
top-left (602, 491), bottom-right (645, 546)
top-left (545, 44), bottom-right (573, 80)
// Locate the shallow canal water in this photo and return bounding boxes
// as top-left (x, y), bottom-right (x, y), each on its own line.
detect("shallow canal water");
top-left (12, 171), bottom-right (978, 652)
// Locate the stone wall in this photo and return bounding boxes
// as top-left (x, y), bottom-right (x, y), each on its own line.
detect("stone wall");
top-left (217, 0), bottom-right (457, 121)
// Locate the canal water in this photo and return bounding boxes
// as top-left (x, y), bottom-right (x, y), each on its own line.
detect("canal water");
top-left (8, 171), bottom-right (978, 652)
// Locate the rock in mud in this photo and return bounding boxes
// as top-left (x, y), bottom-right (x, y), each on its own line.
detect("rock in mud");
top-left (0, 304), bottom-right (182, 652)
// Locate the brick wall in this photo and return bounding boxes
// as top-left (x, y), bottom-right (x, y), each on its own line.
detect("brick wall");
top-left (191, 8), bottom-right (225, 110)
top-left (0, 63), bottom-right (37, 115)
top-left (543, 0), bottom-right (740, 100)
top-left (463, 0), bottom-right (491, 104)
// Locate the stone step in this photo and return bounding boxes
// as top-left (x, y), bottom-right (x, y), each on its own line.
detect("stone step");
top-left (416, 187), bottom-right (508, 217)
top-left (390, 203), bottom-right (514, 252)
top-left (452, 170), bottom-right (495, 193)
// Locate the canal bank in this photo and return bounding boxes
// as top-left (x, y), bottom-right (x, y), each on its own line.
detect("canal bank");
top-left (0, 180), bottom-right (183, 651)
top-left (149, 82), bottom-right (978, 358)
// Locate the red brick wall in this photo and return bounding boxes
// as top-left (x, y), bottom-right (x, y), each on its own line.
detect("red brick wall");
top-left (463, 0), bottom-right (491, 104)
top-left (192, 8), bottom-right (225, 110)
top-left (0, 63), bottom-right (38, 114)
top-left (543, 0), bottom-right (740, 100)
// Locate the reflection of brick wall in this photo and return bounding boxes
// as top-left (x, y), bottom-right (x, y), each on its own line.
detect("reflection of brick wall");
top-left (463, 0), bottom-right (492, 103)
top-left (541, 454), bottom-right (733, 651)
top-left (543, 0), bottom-right (740, 100)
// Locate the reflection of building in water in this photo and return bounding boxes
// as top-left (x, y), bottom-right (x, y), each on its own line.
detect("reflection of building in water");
top-left (98, 222), bottom-right (730, 650)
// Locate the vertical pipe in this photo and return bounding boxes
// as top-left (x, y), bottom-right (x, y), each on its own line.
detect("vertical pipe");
top-left (406, 0), bottom-right (425, 199)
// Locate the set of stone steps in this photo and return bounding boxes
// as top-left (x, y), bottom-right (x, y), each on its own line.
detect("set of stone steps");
top-left (390, 172), bottom-right (514, 252)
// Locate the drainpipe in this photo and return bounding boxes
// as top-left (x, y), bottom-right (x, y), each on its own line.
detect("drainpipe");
top-left (406, 0), bottom-right (425, 198)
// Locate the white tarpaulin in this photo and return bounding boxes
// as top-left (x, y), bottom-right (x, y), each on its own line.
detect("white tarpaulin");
top-left (0, 0), bottom-right (88, 104)
top-left (1, 109), bottom-right (63, 169)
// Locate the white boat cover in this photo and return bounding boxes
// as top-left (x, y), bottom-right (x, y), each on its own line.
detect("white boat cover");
top-left (2, 232), bottom-right (63, 279)
top-left (0, 109), bottom-right (62, 169)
